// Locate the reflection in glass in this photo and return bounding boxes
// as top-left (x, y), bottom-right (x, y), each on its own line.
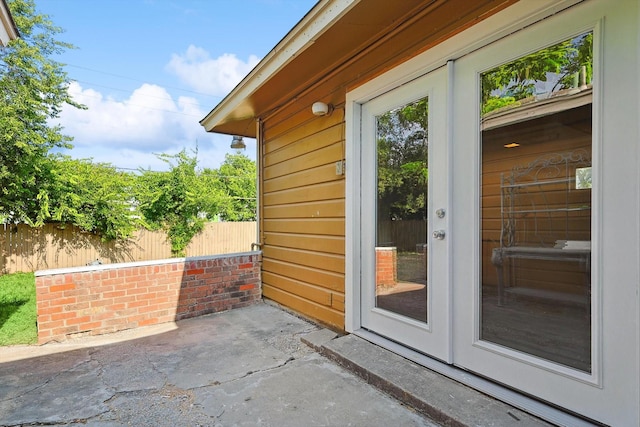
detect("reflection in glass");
top-left (480, 32), bottom-right (593, 372)
top-left (375, 98), bottom-right (428, 323)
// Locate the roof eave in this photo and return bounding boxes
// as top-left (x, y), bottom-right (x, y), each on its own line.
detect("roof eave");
top-left (199, 0), bottom-right (360, 137)
top-left (0, 0), bottom-right (19, 47)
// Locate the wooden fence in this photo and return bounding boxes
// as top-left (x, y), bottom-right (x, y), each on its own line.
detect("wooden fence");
top-left (377, 220), bottom-right (427, 252)
top-left (1, 222), bottom-right (257, 274)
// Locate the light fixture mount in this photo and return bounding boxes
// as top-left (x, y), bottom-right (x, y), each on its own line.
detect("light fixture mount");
top-left (312, 101), bottom-right (333, 116)
top-left (230, 135), bottom-right (246, 150)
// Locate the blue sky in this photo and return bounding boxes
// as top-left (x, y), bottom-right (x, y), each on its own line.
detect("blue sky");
top-left (34, 0), bottom-right (317, 171)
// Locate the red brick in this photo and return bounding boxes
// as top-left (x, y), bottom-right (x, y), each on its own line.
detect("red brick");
top-left (149, 295), bottom-right (176, 304)
top-left (93, 285), bottom-right (114, 293)
top-left (50, 283), bottom-right (75, 293)
top-left (125, 313), bottom-right (148, 323)
top-left (103, 318), bottom-right (128, 327)
top-left (36, 292), bottom-right (58, 302)
top-left (126, 287), bottom-right (147, 295)
top-left (37, 313), bottom-right (52, 322)
top-left (92, 311), bottom-right (115, 321)
top-left (157, 301), bottom-right (178, 311)
top-left (125, 274), bottom-right (147, 284)
top-left (39, 319), bottom-right (64, 329)
top-left (81, 321), bottom-right (102, 331)
top-left (38, 328), bottom-right (52, 338)
top-left (114, 295), bottom-right (137, 304)
top-left (64, 302), bottom-right (91, 312)
top-left (52, 296), bottom-right (77, 306)
top-left (77, 294), bottom-right (100, 303)
top-left (65, 316), bottom-right (91, 326)
top-left (106, 303), bottom-right (126, 312)
top-left (138, 292), bottom-right (156, 301)
top-left (64, 288), bottom-right (90, 297)
top-left (144, 303), bottom-right (160, 312)
top-left (128, 300), bottom-right (149, 308)
top-left (51, 312), bottom-right (77, 321)
top-left (38, 305), bottom-right (63, 315)
top-left (114, 281), bottom-right (132, 290)
top-left (139, 318), bottom-right (159, 326)
top-left (90, 299), bottom-right (114, 308)
top-left (52, 325), bottom-right (79, 336)
top-left (103, 290), bottom-right (126, 298)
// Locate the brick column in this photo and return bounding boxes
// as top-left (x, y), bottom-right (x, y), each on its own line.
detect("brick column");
top-left (375, 247), bottom-right (397, 289)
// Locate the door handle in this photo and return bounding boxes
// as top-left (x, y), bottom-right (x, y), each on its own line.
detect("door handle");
top-left (432, 229), bottom-right (446, 240)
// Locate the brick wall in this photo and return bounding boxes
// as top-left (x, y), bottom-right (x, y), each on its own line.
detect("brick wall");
top-left (376, 247), bottom-right (397, 288)
top-left (35, 252), bottom-right (261, 344)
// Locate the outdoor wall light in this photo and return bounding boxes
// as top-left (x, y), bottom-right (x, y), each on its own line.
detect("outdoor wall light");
top-left (312, 101), bottom-right (333, 116)
top-left (230, 135), bottom-right (246, 150)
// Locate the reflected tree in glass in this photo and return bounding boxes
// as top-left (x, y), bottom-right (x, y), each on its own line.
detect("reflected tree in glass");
top-left (482, 32), bottom-right (592, 115)
top-left (375, 98), bottom-right (429, 323)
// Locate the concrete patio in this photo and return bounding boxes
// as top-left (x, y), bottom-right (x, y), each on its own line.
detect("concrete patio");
top-left (0, 302), bottom-right (551, 426)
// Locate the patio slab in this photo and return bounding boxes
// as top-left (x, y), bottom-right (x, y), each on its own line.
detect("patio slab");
top-left (0, 302), bottom-right (436, 427)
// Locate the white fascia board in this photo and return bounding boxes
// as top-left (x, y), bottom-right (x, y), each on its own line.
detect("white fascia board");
top-left (200, 0), bottom-right (360, 132)
top-left (0, 0), bottom-right (18, 46)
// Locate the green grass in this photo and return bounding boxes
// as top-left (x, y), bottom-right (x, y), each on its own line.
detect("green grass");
top-left (0, 272), bottom-right (37, 345)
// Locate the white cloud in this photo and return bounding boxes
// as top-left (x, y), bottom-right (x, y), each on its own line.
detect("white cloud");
top-left (165, 45), bottom-right (260, 96)
top-left (52, 81), bottom-right (256, 171)
top-left (50, 44), bottom-right (262, 171)
top-left (60, 82), bottom-right (202, 150)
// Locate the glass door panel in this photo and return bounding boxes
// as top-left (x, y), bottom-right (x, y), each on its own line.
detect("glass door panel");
top-left (375, 98), bottom-right (428, 323)
top-left (479, 32), bottom-right (593, 372)
top-left (360, 67), bottom-right (450, 361)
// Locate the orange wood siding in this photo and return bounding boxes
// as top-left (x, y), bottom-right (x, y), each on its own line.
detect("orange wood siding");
top-left (261, 112), bottom-right (346, 330)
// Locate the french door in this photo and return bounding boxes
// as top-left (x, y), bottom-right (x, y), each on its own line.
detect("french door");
top-left (359, 68), bottom-right (450, 361)
top-left (349, 0), bottom-right (638, 425)
top-left (451, 2), bottom-right (637, 423)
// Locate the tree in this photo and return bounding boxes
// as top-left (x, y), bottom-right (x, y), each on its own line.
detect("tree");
top-left (376, 98), bottom-right (428, 221)
top-left (0, 0), bottom-right (85, 225)
top-left (204, 153), bottom-right (257, 221)
top-left (44, 157), bottom-right (141, 241)
top-left (481, 32), bottom-right (593, 115)
top-left (135, 149), bottom-right (225, 257)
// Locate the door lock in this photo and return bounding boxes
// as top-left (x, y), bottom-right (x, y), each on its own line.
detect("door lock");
top-left (432, 229), bottom-right (446, 240)
top-left (436, 208), bottom-right (446, 218)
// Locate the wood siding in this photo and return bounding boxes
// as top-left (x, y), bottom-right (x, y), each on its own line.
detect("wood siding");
top-left (261, 112), bottom-right (346, 329)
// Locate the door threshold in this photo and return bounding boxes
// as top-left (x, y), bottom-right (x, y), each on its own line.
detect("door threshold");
top-left (321, 329), bottom-right (599, 427)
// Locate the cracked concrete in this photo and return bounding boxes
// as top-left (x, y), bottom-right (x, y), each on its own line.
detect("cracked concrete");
top-left (0, 302), bottom-right (438, 427)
